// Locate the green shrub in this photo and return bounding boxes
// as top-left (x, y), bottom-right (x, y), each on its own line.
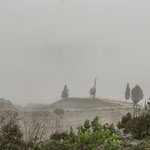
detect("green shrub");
top-left (117, 112), bottom-right (132, 134)
top-left (0, 119), bottom-right (24, 150)
top-left (0, 115), bottom-right (122, 150)
top-left (118, 112), bottom-right (150, 139)
top-left (76, 116), bottom-right (122, 150)
top-left (54, 108), bottom-right (65, 116)
top-left (34, 116), bottom-right (122, 150)
top-left (103, 123), bottom-right (116, 135)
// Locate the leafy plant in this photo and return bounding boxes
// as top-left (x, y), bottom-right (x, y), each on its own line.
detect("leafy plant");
top-left (76, 116), bottom-right (122, 150)
top-left (34, 116), bottom-right (122, 150)
top-left (0, 115), bottom-right (122, 150)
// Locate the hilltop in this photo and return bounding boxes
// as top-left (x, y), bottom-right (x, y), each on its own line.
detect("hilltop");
top-left (47, 98), bottom-right (133, 110)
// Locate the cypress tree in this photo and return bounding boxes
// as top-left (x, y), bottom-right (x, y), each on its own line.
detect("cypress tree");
top-left (125, 83), bottom-right (130, 102)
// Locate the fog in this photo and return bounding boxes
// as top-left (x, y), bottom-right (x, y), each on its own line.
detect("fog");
top-left (0, 0), bottom-right (150, 105)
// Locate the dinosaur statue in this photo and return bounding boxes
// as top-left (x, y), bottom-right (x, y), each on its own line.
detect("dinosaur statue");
top-left (89, 78), bottom-right (97, 99)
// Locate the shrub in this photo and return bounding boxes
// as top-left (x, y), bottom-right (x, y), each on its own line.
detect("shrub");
top-left (117, 112), bottom-right (132, 134)
top-left (0, 115), bottom-right (24, 150)
top-left (34, 116), bottom-right (122, 150)
top-left (103, 123), bottom-right (116, 135)
top-left (0, 115), bottom-right (122, 150)
top-left (117, 112), bottom-right (150, 139)
top-left (54, 108), bottom-right (65, 116)
top-left (76, 116), bottom-right (122, 150)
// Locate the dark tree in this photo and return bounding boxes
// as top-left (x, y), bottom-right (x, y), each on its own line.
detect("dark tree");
top-left (131, 85), bottom-right (144, 105)
top-left (0, 113), bottom-right (24, 150)
top-left (125, 83), bottom-right (130, 102)
top-left (61, 85), bottom-right (69, 99)
top-left (131, 85), bottom-right (144, 117)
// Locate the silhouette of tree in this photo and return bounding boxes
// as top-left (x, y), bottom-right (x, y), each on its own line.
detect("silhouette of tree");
top-left (125, 83), bottom-right (130, 102)
top-left (131, 85), bottom-right (144, 105)
top-left (131, 85), bottom-right (144, 117)
top-left (61, 85), bottom-right (69, 99)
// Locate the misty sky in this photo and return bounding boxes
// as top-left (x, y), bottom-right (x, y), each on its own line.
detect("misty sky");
top-left (0, 0), bottom-right (150, 105)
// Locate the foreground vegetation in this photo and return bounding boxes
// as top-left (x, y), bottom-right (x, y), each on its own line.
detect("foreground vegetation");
top-left (0, 115), bottom-right (122, 150)
top-left (2, 112), bottom-right (150, 150)
top-left (117, 112), bottom-right (150, 150)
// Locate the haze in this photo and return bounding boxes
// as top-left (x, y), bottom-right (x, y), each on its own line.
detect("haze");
top-left (0, 0), bottom-right (150, 105)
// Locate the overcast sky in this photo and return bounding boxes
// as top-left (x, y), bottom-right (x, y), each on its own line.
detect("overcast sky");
top-left (0, 0), bottom-right (150, 105)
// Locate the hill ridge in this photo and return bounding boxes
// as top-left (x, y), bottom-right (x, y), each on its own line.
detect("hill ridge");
top-left (47, 98), bottom-right (133, 110)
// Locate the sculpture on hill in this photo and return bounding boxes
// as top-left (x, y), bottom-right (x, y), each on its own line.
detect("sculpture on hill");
top-left (89, 78), bottom-right (97, 99)
top-left (61, 85), bottom-right (69, 99)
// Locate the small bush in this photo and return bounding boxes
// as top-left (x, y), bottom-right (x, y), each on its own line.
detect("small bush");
top-left (103, 123), bottom-right (116, 135)
top-left (54, 108), bottom-right (65, 116)
top-left (0, 117), bottom-right (24, 150)
top-left (117, 112), bottom-right (132, 134)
